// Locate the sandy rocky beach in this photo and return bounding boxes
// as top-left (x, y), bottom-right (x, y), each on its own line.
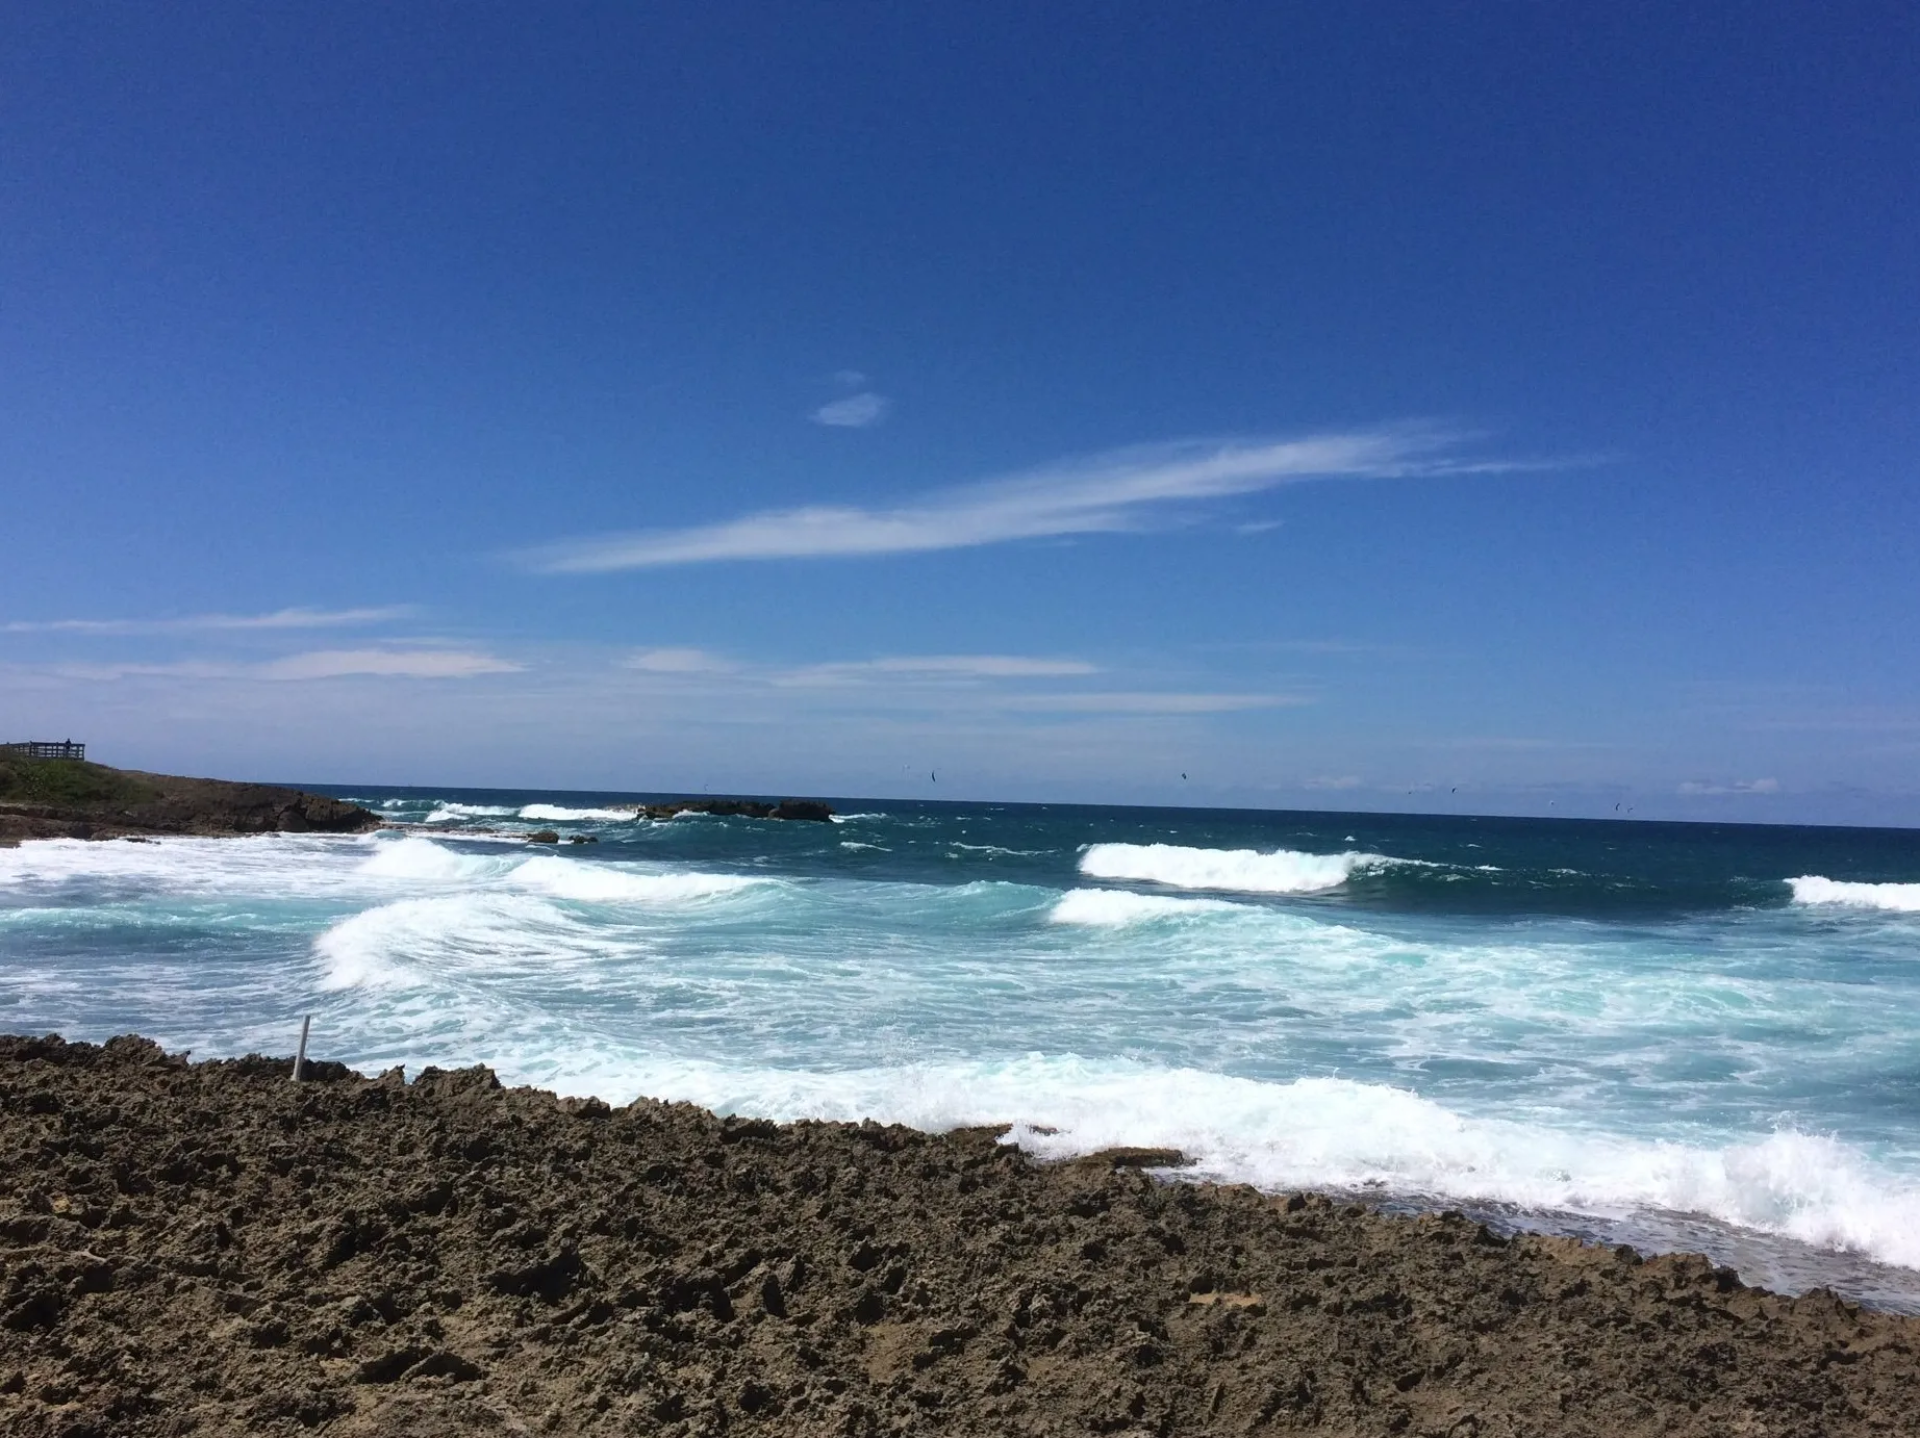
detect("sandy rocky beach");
top-left (1, 1035), bottom-right (1917, 1438)
top-left (5, 763), bottom-right (1920, 1435)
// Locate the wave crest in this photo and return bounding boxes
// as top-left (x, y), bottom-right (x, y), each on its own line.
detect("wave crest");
top-left (1789, 876), bottom-right (1920, 913)
top-left (423, 802), bottom-right (514, 823)
top-left (1049, 888), bottom-right (1243, 926)
top-left (518, 804), bottom-right (638, 822)
top-left (508, 855), bottom-right (764, 904)
top-left (1079, 841), bottom-right (1394, 895)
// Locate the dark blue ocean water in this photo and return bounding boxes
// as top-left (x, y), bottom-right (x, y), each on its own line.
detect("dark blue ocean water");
top-left (4, 788), bottom-right (1918, 1306)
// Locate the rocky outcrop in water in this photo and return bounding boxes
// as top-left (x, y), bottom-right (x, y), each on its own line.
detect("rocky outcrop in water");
top-left (0, 756), bottom-right (379, 846)
top-left (2, 1033), bottom-right (1916, 1437)
top-left (642, 798), bottom-right (834, 822)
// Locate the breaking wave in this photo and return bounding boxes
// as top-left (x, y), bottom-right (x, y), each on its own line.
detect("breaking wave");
top-left (423, 802), bottom-right (515, 823)
top-left (507, 855), bottom-right (764, 905)
top-left (518, 804), bottom-right (639, 823)
top-left (1789, 877), bottom-right (1920, 913)
top-left (1079, 841), bottom-right (1398, 895)
top-left (1049, 888), bottom-right (1244, 926)
top-left (486, 1050), bottom-right (1920, 1275)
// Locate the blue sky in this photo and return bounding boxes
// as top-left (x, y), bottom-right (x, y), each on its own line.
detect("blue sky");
top-left (3, 3), bottom-right (1917, 822)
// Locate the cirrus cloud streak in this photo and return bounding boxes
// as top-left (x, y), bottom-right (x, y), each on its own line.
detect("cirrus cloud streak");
top-left (522, 427), bottom-right (1519, 573)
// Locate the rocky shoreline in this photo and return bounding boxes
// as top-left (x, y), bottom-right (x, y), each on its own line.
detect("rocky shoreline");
top-left (0, 756), bottom-right (835, 847)
top-left (0, 756), bottom-right (379, 846)
top-left (3, 1036), bottom-right (1917, 1436)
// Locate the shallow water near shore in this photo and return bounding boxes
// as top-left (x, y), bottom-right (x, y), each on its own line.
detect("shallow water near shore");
top-left (4, 789), bottom-right (1919, 1309)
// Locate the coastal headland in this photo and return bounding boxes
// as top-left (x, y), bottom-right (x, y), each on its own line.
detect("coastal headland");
top-left (0, 755), bottom-right (379, 846)
top-left (3, 1036), bottom-right (1916, 1437)
top-left (0, 755), bottom-right (836, 845)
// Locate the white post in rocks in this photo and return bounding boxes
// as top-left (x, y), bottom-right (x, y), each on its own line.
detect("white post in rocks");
top-left (292, 1015), bottom-right (312, 1082)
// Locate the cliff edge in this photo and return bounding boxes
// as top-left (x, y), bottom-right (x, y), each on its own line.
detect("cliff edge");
top-left (0, 755), bottom-right (379, 845)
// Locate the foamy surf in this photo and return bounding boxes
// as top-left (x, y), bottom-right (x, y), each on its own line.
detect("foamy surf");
top-left (1789, 876), bottom-right (1920, 913)
top-left (396, 1043), bottom-right (1920, 1276)
top-left (314, 893), bottom-right (629, 992)
top-left (507, 855), bottom-right (765, 904)
top-left (423, 802), bottom-right (515, 823)
top-left (1080, 841), bottom-right (1397, 894)
top-left (518, 804), bottom-right (639, 823)
top-left (11, 792), bottom-right (1920, 1304)
top-left (1049, 887), bottom-right (1244, 926)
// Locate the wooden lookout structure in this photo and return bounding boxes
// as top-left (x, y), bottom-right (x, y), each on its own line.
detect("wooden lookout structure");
top-left (3, 739), bottom-right (86, 761)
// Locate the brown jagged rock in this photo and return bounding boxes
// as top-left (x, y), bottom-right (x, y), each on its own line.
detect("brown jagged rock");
top-left (1, 1034), bottom-right (1916, 1437)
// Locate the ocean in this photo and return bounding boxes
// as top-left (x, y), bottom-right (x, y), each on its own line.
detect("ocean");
top-left (4, 790), bottom-right (1919, 1309)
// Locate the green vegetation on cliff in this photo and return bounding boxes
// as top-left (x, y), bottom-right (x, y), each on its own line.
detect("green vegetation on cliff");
top-left (0, 754), bottom-right (162, 808)
top-left (0, 757), bottom-right (378, 843)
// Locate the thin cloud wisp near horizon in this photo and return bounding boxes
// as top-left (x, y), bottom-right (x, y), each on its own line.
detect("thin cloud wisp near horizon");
top-left (1, 606), bottom-right (415, 635)
top-left (522, 427), bottom-right (1515, 573)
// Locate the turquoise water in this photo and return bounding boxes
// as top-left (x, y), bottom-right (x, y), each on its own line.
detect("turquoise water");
top-left (4, 790), bottom-right (1919, 1306)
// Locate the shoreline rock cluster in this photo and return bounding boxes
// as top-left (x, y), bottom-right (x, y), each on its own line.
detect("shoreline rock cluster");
top-left (0, 756), bottom-right (379, 846)
top-left (636, 798), bottom-right (835, 823)
top-left (3, 1035), bottom-right (1917, 1436)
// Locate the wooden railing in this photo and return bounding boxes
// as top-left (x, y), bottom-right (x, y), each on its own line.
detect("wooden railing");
top-left (3, 740), bottom-right (86, 761)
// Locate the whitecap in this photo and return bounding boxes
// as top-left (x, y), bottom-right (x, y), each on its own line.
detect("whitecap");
top-left (312, 892), bottom-right (628, 992)
top-left (1048, 888), bottom-right (1243, 926)
top-left (518, 804), bottom-right (639, 822)
top-left (507, 855), bottom-right (765, 905)
top-left (424, 802), bottom-right (515, 823)
top-left (1079, 841), bottom-right (1397, 895)
top-left (1789, 876), bottom-right (1920, 913)
top-left (357, 836), bottom-right (501, 884)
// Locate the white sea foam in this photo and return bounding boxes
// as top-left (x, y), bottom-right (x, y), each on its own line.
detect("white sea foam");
top-left (424, 802), bottom-right (515, 823)
top-left (357, 836), bottom-right (502, 884)
top-left (518, 804), bottom-right (639, 822)
top-left (404, 1045), bottom-right (1920, 1274)
top-left (1080, 841), bottom-right (1395, 895)
top-left (507, 855), bottom-right (764, 905)
top-left (313, 893), bottom-right (623, 991)
top-left (0, 832), bottom-right (380, 897)
top-left (1049, 888), bottom-right (1244, 926)
top-left (1789, 876), bottom-right (1920, 913)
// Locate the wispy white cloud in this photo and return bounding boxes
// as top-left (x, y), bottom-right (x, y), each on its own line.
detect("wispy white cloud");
top-left (1305, 774), bottom-right (1365, 790)
top-left (45, 648), bottom-right (521, 682)
top-left (1677, 777), bottom-right (1780, 796)
top-left (775, 654), bottom-right (1099, 687)
top-left (260, 649), bottom-right (522, 681)
top-left (1, 606), bottom-right (413, 635)
top-left (623, 647), bottom-right (738, 674)
top-left (811, 392), bottom-right (890, 428)
top-left (612, 647), bottom-right (1282, 715)
top-left (524, 426), bottom-right (1523, 573)
top-left (1000, 691), bottom-right (1302, 714)
top-left (48, 661), bottom-right (241, 682)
